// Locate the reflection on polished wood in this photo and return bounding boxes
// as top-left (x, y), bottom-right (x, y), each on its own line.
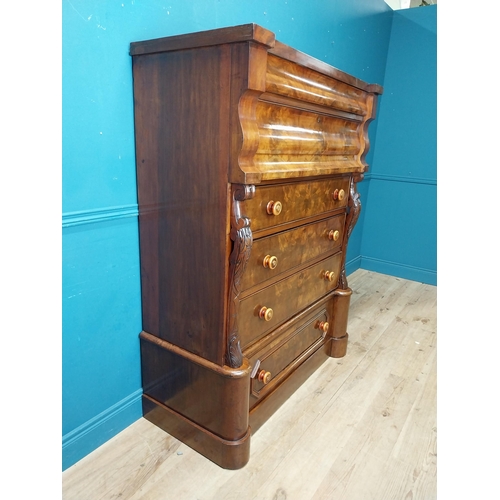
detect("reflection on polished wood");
top-left (243, 178), bottom-right (351, 234)
top-left (130, 23), bottom-right (382, 470)
top-left (239, 91), bottom-right (373, 180)
top-left (265, 53), bottom-right (369, 115)
top-left (237, 49), bottom-right (380, 181)
top-left (254, 101), bottom-right (361, 156)
top-left (62, 270), bottom-right (437, 500)
top-left (238, 253), bottom-right (343, 350)
top-left (241, 215), bottom-right (345, 292)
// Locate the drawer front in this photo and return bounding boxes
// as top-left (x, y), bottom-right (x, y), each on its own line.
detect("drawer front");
top-left (238, 252), bottom-right (342, 349)
top-left (243, 178), bottom-right (350, 234)
top-left (266, 54), bottom-right (369, 116)
top-left (249, 308), bottom-right (329, 401)
top-left (249, 303), bottom-right (330, 408)
top-left (240, 214), bottom-right (345, 292)
top-left (253, 100), bottom-right (361, 157)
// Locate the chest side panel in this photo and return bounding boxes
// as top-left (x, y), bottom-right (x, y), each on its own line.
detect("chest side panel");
top-left (133, 46), bottom-right (231, 364)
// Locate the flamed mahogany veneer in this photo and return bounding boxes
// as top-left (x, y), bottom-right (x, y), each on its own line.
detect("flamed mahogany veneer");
top-left (130, 23), bottom-right (383, 469)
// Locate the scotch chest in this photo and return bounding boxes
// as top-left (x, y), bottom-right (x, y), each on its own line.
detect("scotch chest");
top-left (130, 24), bottom-right (382, 469)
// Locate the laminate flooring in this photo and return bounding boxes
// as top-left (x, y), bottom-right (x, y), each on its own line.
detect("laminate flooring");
top-left (62, 269), bottom-right (437, 500)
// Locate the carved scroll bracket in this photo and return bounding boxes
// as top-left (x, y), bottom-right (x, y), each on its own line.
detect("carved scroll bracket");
top-left (339, 174), bottom-right (363, 290)
top-left (226, 184), bottom-right (256, 368)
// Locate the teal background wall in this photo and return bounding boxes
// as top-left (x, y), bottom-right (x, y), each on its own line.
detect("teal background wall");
top-left (360, 5), bottom-right (437, 284)
top-left (63, 0), bottom-right (435, 471)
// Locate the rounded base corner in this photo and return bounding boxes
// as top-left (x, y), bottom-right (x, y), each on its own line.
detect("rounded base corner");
top-left (328, 332), bottom-right (349, 358)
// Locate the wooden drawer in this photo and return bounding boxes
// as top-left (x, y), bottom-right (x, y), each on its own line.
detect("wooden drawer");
top-left (266, 54), bottom-right (369, 116)
top-left (238, 252), bottom-right (342, 349)
top-left (248, 306), bottom-right (329, 403)
top-left (240, 214), bottom-right (345, 292)
top-left (243, 178), bottom-right (350, 234)
top-left (252, 101), bottom-right (361, 158)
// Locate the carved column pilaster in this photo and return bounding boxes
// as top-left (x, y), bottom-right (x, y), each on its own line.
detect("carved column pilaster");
top-left (226, 184), bottom-right (256, 368)
top-left (338, 173), bottom-right (363, 290)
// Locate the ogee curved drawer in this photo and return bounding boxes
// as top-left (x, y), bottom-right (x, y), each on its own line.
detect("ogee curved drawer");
top-left (238, 252), bottom-right (342, 350)
top-left (243, 177), bottom-right (350, 234)
top-left (240, 214), bottom-right (345, 293)
top-left (266, 54), bottom-right (369, 116)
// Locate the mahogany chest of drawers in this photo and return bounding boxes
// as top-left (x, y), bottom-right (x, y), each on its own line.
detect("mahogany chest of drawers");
top-left (130, 24), bottom-right (382, 469)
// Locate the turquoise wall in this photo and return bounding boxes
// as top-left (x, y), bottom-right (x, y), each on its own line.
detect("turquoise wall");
top-left (62, 0), bottom-right (393, 470)
top-left (361, 5), bottom-right (437, 284)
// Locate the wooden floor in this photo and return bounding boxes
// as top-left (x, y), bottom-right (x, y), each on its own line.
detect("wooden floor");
top-left (62, 270), bottom-right (437, 500)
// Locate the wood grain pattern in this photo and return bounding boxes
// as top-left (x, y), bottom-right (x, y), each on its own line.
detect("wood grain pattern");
top-left (142, 396), bottom-right (251, 471)
top-left (241, 292), bottom-right (335, 360)
top-left (140, 331), bottom-right (251, 464)
top-left (131, 24), bottom-right (383, 469)
top-left (254, 100), bottom-right (361, 155)
top-left (249, 309), bottom-right (327, 399)
top-left (226, 185), bottom-right (256, 368)
top-left (240, 214), bottom-right (345, 292)
top-left (249, 336), bottom-right (332, 434)
top-left (238, 95), bottom-right (372, 180)
top-left (238, 252), bottom-right (343, 350)
top-left (62, 270), bottom-right (436, 500)
top-left (235, 47), bottom-right (381, 181)
top-left (328, 287), bottom-right (352, 358)
top-left (270, 40), bottom-right (384, 95)
top-left (130, 23), bottom-right (275, 56)
top-left (242, 177), bottom-right (350, 234)
top-left (339, 176), bottom-right (363, 290)
top-left (133, 45), bottom-right (232, 364)
top-left (228, 42), bottom-right (269, 185)
top-left (266, 53), bottom-right (369, 115)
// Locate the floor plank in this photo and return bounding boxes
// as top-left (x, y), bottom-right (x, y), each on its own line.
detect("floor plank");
top-left (62, 270), bottom-right (437, 500)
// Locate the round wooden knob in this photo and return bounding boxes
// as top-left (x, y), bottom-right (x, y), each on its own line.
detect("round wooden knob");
top-left (263, 255), bottom-right (278, 270)
top-left (316, 321), bottom-right (329, 333)
top-left (328, 230), bottom-right (340, 241)
top-left (266, 200), bottom-right (282, 216)
top-left (323, 270), bottom-right (335, 282)
top-left (258, 369), bottom-right (272, 384)
top-left (333, 189), bottom-right (345, 201)
top-left (258, 306), bottom-right (274, 321)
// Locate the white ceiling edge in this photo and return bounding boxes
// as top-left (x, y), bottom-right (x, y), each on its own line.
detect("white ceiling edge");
top-left (384, 0), bottom-right (407, 9)
top-left (384, 0), bottom-right (436, 9)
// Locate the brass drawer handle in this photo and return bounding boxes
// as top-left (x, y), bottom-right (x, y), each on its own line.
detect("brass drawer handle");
top-left (258, 306), bottom-right (274, 321)
top-left (323, 270), bottom-right (335, 282)
top-left (315, 321), bottom-right (329, 333)
top-left (333, 188), bottom-right (345, 201)
top-left (328, 230), bottom-right (340, 241)
top-left (263, 255), bottom-right (278, 270)
top-left (258, 369), bottom-right (272, 384)
top-left (266, 200), bottom-right (282, 216)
